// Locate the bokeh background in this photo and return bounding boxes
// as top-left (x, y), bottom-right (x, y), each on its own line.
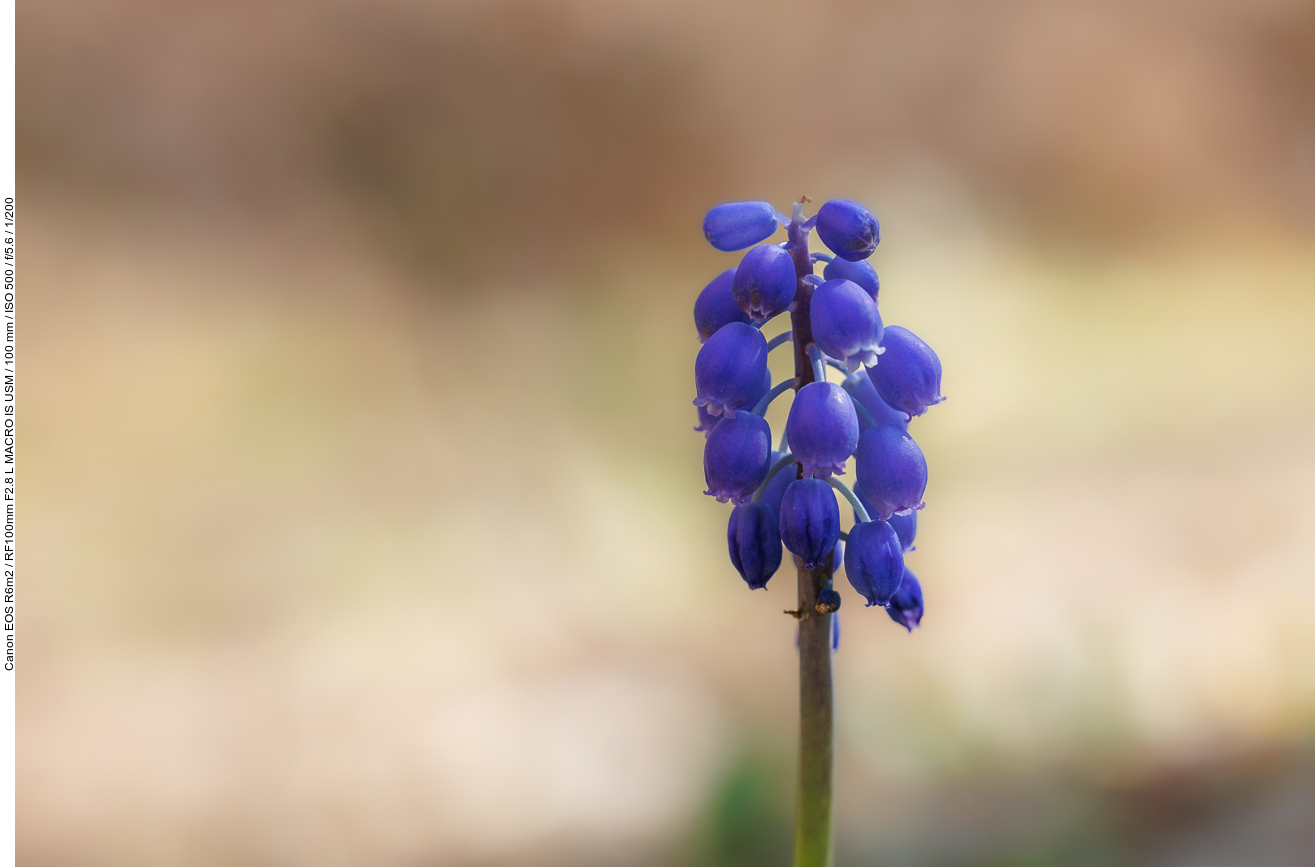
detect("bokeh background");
top-left (18, 1), bottom-right (1315, 864)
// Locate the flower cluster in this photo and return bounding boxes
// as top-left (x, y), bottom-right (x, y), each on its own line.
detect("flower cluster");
top-left (693, 197), bottom-right (945, 632)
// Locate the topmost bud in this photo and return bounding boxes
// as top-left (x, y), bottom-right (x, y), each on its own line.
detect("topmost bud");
top-left (703, 202), bottom-right (780, 251)
top-left (816, 200), bottom-right (879, 261)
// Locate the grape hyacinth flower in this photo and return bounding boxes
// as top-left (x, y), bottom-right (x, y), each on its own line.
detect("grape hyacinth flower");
top-left (694, 268), bottom-right (751, 342)
top-left (843, 519), bottom-right (905, 607)
top-left (872, 325), bottom-right (945, 417)
top-left (811, 278), bottom-right (884, 371)
top-left (703, 201), bottom-right (781, 251)
top-left (786, 382), bottom-right (859, 479)
top-left (703, 412), bottom-right (772, 504)
top-left (687, 196), bottom-right (947, 867)
top-left (779, 478), bottom-right (841, 570)
top-left (854, 423), bottom-right (928, 520)
top-left (694, 321), bottom-right (768, 418)
top-left (886, 569), bottom-right (924, 631)
top-left (728, 502), bottom-right (784, 590)
top-left (815, 199), bottom-right (879, 261)
top-left (732, 244), bottom-right (796, 322)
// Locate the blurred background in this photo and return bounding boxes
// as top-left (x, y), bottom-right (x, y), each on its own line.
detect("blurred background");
top-left (17, 0), bottom-right (1315, 864)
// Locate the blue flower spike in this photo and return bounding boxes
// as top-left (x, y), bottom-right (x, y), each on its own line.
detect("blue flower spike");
top-left (779, 478), bottom-right (841, 570)
top-left (843, 519), bottom-right (905, 607)
top-left (785, 381), bottom-right (859, 479)
top-left (886, 569), bottom-right (924, 631)
top-left (816, 199), bottom-right (879, 262)
top-left (732, 244), bottom-right (796, 323)
top-left (728, 502), bottom-right (783, 590)
top-left (811, 279), bottom-right (883, 371)
top-left (704, 201), bottom-right (781, 252)
top-left (694, 322), bottom-right (768, 419)
top-left (694, 268), bottom-right (751, 343)
top-left (872, 325), bottom-right (945, 418)
top-left (703, 412), bottom-right (772, 504)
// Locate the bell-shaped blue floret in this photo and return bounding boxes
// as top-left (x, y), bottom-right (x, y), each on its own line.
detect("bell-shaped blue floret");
top-left (693, 268), bottom-right (751, 343)
top-left (727, 501), bottom-right (783, 590)
top-left (703, 412), bottom-right (772, 504)
top-left (887, 510), bottom-right (917, 551)
top-left (816, 199), bottom-right (879, 262)
top-left (760, 450), bottom-right (797, 514)
top-left (854, 424), bottom-right (928, 520)
top-left (696, 366), bottom-right (764, 437)
top-left (842, 368), bottom-right (909, 432)
top-left (872, 326), bottom-right (945, 417)
top-left (778, 478), bottom-right (841, 570)
top-left (821, 257), bottom-right (879, 300)
top-left (731, 244), bottom-right (796, 323)
top-left (844, 519), bottom-right (905, 607)
top-left (811, 279), bottom-right (883, 372)
top-left (694, 322), bottom-right (768, 419)
top-left (886, 568), bottom-right (923, 630)
top-left (703, 201), bottom-right (780, 252)
top-left (785, 381), bottom-right (859, 479)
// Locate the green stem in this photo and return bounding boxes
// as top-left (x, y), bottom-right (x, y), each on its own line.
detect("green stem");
top-left (795, 560), bottom-right (834, 867)
top-left (826, 477), bottom-right (871, 523)
top-left (786, 199), bottom-right (834, 867)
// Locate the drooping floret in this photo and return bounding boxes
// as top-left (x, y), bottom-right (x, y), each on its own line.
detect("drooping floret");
top-left (843, 519), bottom-right (904, 607)
top-left (854, 424), bottom-right (927, 520)
top-left (811, 279), bottom-right (883, 372)
top-left (871, 326), bottom-right (944, 418)
top-left (842, 368), bottom-right (909, 431)
top-left (693, 268), bottom-right (751, 343)
top-left (703, 201), bottom-right (780, 252)
top-left (703, 412), bottom-right (772, 504)
top-left (779, 478), bottom-right (841, 571)
top-left (732, 244), bottom-right (796, 323)
top-left (727, 502), bottom-right (783, 589)
top-left (694, 322), bottom-right (768, 419)
top-left (886, 569), bottom-right (923, 631)
top-left (785, 381), bottom-right (859, 479)
top-left (816, 199), bottom-right (879, 262)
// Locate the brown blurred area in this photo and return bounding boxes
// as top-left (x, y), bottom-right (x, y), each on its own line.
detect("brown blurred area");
top-left (18, 1), bottom-right (1315, 865)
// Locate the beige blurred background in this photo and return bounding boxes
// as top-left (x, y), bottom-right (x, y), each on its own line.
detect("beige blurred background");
top-left (18, 1), bottom-right (1315, 865)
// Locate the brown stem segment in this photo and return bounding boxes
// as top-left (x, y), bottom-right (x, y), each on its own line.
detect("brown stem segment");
top-left (786, 199), bottom-right (834, 867)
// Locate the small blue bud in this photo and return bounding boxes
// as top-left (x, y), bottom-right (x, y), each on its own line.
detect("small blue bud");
top-left (810, 279), bottom-right (883, 372)
top-left (693, 268), bottom-right (751, 343)
top-left (854, 424), bottom-right (927, 520)
top-left (816, 587), bottom-right (841, 613)
top-left (886, 569), bottom-right (923, 631)
top-left (693, 322), bottom-right (768, 419)
top-left (816, 199), bottom-right (879, 262)
top-left (703, 412), bottom-right (772, 504)
top-left (732, 244), bottom-right (796, 322)
top-left (842, 368), bottom-right (909, 431)
top-left (779, 478), bottom-right (841, 570)
top-left (821, 257), bottom-right (879, 300)
top-left (872, 326), bottom-right (945, 417)
top-left (843, 519), bottom-right (905, 607)
top-left (727, 502), bottom-right (783, 590)
top-left (785, 381), bottom-right (859, 479)
top-left (703, 201), bottom-right (780, 252)
top-left (760, 450), bottom-right (797, 513)
top-left (887, 510), bottom-right (917, 551)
